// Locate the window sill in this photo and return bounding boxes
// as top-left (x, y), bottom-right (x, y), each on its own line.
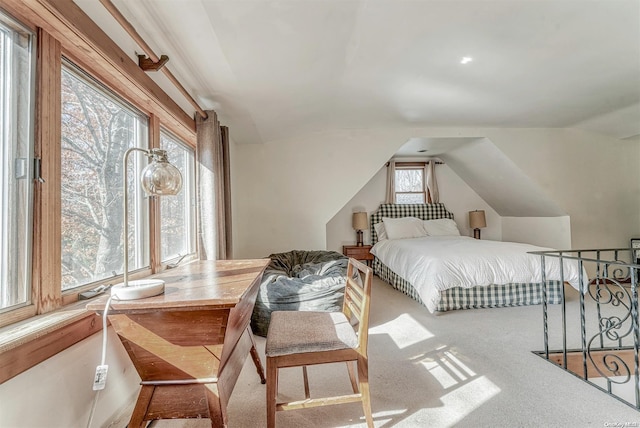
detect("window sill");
top-left (0, 300), bottom-right (102, 384)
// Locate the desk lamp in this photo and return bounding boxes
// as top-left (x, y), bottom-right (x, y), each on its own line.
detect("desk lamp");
top-left (110, 148), bottom-right (182, 300)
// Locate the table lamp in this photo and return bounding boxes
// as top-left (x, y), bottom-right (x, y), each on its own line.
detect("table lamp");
top-left (469, 210), bottom-right (486, 239)
top-left (352, 212), bottom-right (368, 247)
top-left (110, 148), bottom-right (182, 300)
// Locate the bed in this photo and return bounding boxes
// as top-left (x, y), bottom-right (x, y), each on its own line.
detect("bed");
top-left (370, 203), bottom-right (582, 313)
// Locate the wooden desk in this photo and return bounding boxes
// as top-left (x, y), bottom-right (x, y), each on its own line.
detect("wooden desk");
top-left (86, 259), bottom-right (269, 427)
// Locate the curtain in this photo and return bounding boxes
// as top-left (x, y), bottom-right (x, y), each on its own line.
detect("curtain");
top-left (196, 110), bottom-right (232, 260)
top-left (385, 160), bottom-right (396, 203)
top-left (426, 160), bottom-right (439, 203)
top-left (220, 126), bottom-right (232, 257)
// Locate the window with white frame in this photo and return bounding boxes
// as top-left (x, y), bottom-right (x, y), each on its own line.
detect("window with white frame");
top-left (394, 166), bottom-right (426, 204)
top-left (61, 64), bottom-right (150, 290)
top-left (0, 13), bottom-right (34, 312)
top-left (160, 130), bottom-right (196, 262)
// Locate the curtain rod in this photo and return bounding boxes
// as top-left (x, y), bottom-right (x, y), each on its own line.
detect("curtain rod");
top-left (385, 161), bottom-right (444, 167)
top-left (99, 0), bottom-right (208, 120)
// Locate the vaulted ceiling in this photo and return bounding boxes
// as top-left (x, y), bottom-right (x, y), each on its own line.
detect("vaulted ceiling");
top-left (76, 0), bottom-right (640, 146)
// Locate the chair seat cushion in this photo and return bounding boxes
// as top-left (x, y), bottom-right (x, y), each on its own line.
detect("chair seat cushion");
top-left (266, 311), bottom-right (358, 357)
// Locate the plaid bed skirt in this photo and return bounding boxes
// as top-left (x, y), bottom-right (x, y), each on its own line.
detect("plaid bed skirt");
top-left (373, 258), bottom-right (563, 312)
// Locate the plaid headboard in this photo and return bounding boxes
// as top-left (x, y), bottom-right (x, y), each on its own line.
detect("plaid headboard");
top-left (370, 203), bottom-right (454, 245)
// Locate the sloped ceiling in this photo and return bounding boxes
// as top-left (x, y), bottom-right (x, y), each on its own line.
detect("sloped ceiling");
top-left (74, 0), bottom-right (639, 220)
top-left (75, 0), bottom-right (640, 145)
top-left (439, 138), bottom-right (566, 217)
top-left (394, 136), bottom-right (567, 216)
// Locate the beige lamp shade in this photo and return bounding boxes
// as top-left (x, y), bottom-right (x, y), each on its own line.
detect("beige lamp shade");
top-left (352, 212), bottom-right (369, 230)
top-left (469, 210), bottom-right (487, 229)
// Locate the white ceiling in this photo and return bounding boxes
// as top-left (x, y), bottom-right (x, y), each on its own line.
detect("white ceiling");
top-left (76, 0), bottom-right (640, 145)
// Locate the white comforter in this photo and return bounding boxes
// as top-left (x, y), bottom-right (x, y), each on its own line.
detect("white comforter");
top-left (371, 236), bottom-right (585, 312)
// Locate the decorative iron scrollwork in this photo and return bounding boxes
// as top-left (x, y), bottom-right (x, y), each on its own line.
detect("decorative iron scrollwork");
top-left (533, 248), bottom-right (640, 410)
top-left (587, 273), bottom-right (634, 383)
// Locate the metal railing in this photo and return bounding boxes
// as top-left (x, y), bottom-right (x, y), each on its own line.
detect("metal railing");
top-left (529, 248), bottom-right (640, 410)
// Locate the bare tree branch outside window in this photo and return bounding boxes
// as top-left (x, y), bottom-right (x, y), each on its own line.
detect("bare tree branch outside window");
top-left (60, 66), bottom-right (148, 290)
top-left (395, 168), bottom-right (425, 204)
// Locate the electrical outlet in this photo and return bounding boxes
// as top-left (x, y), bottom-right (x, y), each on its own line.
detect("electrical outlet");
top-left (93, 365), bottom-right (108, 390)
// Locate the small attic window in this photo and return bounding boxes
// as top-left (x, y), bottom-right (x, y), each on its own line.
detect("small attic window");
top-left (394, 164), bottom-right (426, 204)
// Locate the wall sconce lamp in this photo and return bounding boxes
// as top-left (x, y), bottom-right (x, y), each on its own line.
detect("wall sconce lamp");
top-left (469, 210), bottom-right (487, 239)
top-left (352, 212), bottom-right (368, 246)
top-left (110, 148), bottom-right (182, 300)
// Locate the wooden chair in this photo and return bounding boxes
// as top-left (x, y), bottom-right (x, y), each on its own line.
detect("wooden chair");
top-left (265, 258), bottom-right (374, 427)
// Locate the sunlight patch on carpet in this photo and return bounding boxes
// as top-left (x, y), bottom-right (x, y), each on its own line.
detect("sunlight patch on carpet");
top-left (421, 348), bottom-right (478, 389)
top-left (436, 375), bottom-right (501, 425)
top-left (405, 375), bottom-right (501, 427)
top-left (369, 313), bottom-right (434, 349)
top-left (338, 376), bottom-right (501, 427)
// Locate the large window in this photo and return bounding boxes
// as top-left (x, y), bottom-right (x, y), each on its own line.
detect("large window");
top-left (0, 14), bottom-right (34, 312)
top-left (0, 2), bottom-right (201, 382)
top-left (61, 64), bottom-right (149, 290)
top-left (160, 130), bottom-right (195, 262)
top-left (394, 166), bottom-right (426, 204)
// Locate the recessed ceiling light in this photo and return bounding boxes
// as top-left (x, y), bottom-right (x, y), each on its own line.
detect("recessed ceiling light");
top-left (460, 57), bottom-right (473, 64)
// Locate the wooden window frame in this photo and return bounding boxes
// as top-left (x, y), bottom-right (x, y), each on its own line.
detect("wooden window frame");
top-left (159, 128), bottom-right (198, 265)
top-left (0, 0), bottom-right (197, 384)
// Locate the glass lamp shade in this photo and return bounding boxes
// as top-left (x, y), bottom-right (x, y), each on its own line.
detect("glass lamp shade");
top-left (140, 149), bottom-right (183, 196)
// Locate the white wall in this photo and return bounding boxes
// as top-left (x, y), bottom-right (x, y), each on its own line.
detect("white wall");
top-left (232, 128), bottom-right (403, 258)
top-left (441, 137), bottom-right (566, 217)
top-left (502, 216), bottom-right (572, 249)
top-left (0, 328), bottom-right (138, 427)
top-left (232, 127), bottom-right (640, 258)
top-left (487, 128), bottom-right (640, 249)
top-left (325, 163), bottom-right (504, 253)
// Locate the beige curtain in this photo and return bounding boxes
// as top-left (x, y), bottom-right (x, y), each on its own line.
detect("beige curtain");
top-left (385, 160), bottom-right (396, 203)
top-left (220, 126), bottom-right (232, 257)
top-left (196, 110), bottom-right (232, 260)
top-left (426, 160), bottom-right (439, 203)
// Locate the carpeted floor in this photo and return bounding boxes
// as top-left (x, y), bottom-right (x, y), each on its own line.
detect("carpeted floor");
top-left (152, 277), bottom-right (640, 427)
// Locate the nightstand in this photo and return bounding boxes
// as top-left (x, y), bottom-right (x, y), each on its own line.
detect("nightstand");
top-left (342, 244), bottom-right (374, 266)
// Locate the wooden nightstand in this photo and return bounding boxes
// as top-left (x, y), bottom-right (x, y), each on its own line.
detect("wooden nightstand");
top-left (342, 244), bottom-right (374, 266)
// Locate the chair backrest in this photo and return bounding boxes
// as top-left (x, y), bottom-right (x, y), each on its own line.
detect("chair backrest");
top-left (343, 258), bottom-right (373, 356)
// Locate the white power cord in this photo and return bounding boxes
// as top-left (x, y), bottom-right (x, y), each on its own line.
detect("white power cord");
top-left (86, 294), bottom-right (114, 428)
top-left (99, 295), bottom-right (113, 367)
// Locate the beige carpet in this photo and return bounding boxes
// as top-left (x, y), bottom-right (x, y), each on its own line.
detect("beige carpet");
top-left (151, 277), bottom-right (640, 427)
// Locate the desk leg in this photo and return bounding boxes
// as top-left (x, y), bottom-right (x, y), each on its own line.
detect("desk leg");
top-left (247, 327), bottom-right (266, 384)
top-left (128, 385), bottom-right (155, 428)
top-left (204, 383), bottom-right (226, 427)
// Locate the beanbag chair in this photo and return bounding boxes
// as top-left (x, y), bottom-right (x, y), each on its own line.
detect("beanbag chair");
top-left (251, 250), bottom-right (348, 337)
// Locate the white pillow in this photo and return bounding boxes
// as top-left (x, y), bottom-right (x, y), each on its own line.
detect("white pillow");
top-left (373, 222), bottom-right (388, 241)
top-left (382, 217), bottom-right (427, 240)
top-left (422, 218), bottom-right (460, 236)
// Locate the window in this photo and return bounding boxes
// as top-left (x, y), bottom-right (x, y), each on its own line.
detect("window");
top-left (0, 2), bottom-right (200, 382)
top-left (160, 130), bottom-right (196, 262)
top-left (0, 14), bottom-right (34, 312)
top-left (61, 64), bottom-right (149, 290)
top-left (394, 166), bottom-right (426, 204)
